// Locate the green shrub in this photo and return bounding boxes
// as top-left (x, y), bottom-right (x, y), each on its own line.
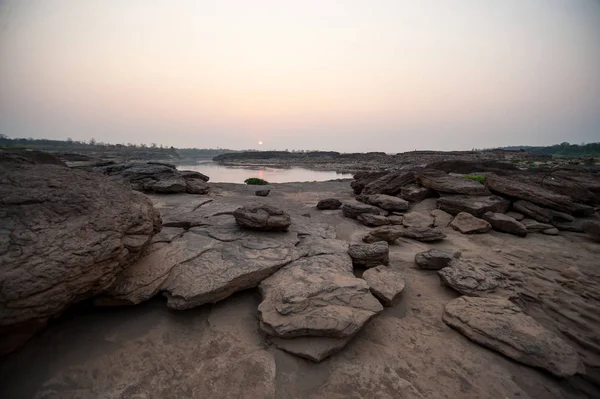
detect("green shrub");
top-left (244, 177), bottom-right (269, 185)
top-left (461, 175), bottom-right (485, 184)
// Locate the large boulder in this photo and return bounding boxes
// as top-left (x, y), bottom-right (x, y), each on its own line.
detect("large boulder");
top-left (415, 249), bottom-right (460, 270)
top-left (437, 195), bottom-right (510, 218)
top-left (400, 183), bottom-right (435, 202)
top-left (93, 162), bottom-right (210, 194)
top-left (362, 266), bottom-right (405, 306)
top-left (341, 202), bottom-right (382, 219)
top-left (351, 171), bottom-right (389, 194)
top-left (316, 198), bottom-right (342, 210)
top-left (482, 212), bottom-right (527, 237)
top-left (437, 259), bottom-right (504, 295)
top-left (443, 296), bottom-right (580, 377)
top-left (348, 242), bottom-right (390, 267)
top-left (450, 212), bottom-right (491, 234)
top-left (485, 173), bottom-right (593, 216)
top-left (233, 205), bottom-right (291, 231)
top-left (0, 163), bottom-right (161, 354)
top-left (258, 252), bottom-right (383, 361)
top-left (417, 171), bottom-right (490, 196)
top-left (358, 194), bottom-right (410, 212)
top-left (362, 171), bottom-right (416, 196)
top-left (512, 200), bottom-right (574, 224)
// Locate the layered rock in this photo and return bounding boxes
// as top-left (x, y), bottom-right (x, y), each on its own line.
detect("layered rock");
top-left (233, 205), bottom-right (291, 231)
top-left (443, 296), bottom-right (580, 377)
top-left (512, 200), bottom-right (574, 224)
top-left (342, 202), bottom-right (382, 219)
top-left (430, 209), bottom-right (454, 227)
top-left (402, 212), bottom-right (434, 229)
top-left (93, 162), bottom-right (210, 194)
top-left (438, 259), bottom-right (504, 295)
top-left (0, 162), bottom-right (161, 354)
top-left (417, 171), bottom-right (490, 195)
top-left (401, 183), bottom-right (435, 202)
top-left (348, 242), bottom-right (390, 267)
top-left (437, 195), bottom-right (510, 217)
top-left (483, 212), bottom-right (527, 237)
top-left (362, 171), bottom-right (416, 196)
top-left (317, 198), bottom-right (343, 210)
top-left (582, 220), bottom-right (600, 241)
top-left (415, 249), bottom-right (460, 270)
top-left (362, 266), bottom-right (405, 306)
top-left (450, 212), bottom-right (491, 234)
top-left (351, 171), bottom-right (389, 194)
top-left (399, 226), bottom-right (446, 242)
top-left (362, 226), bottom-right (405, 244)
top-left (358, 194), bottom-right (410, 212)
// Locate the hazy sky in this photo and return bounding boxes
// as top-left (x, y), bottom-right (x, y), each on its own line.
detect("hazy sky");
top-left (1, 0), bottom-right (599, 152)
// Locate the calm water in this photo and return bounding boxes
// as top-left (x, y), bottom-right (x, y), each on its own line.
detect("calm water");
top-left (177, 161), bottom-right (352, 183)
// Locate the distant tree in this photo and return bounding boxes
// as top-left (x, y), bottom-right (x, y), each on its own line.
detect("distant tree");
top-left (89, 138), bottom-right (96, 145)
top-left (151, 143), bottom-right (157, 148)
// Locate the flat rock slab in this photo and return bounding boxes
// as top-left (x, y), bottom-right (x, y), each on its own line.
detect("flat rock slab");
top-left (359, 194), bottom-right (410, 212)
top-left (258, 253), bottom-right (383, 339)
top-left (362, 171), bottom-right (416, 195)
top-left (399, 226), bottom-right (446, 242)
top-left (450, 212), bottom-right (491, 234)
top-left (233, 204), bottom-right (291, 231)
top-left (362, 266), bottom-right (405, 306)
top-left (430, 209), bottom-right (454, 227)
top-left (483, 212), bottom-right (527, 237)
top-left (348, 242), bottom-right (390, 267)
top-left (415, 249), bottom-right (460, 270)
top-left (357, 213), bottom-right (390, 227)
top-left (512, 200), bottom-right (574, 224)
top-left (522, 219), bottom-right (554, 232)
top-left (402, 212), bottom-right (434, 229)
top-left (443, 296), bottom-right (580, 377)
top-left (438, 259), bottom-right (504, 295)
top-left (317, 198), bottom-right (342, 209)
top-left (269, 336), bottom-right (353, 362)
top-left (437, 195), bottom-right (510, 218)
top-left (342, 202), bottom-right (381, 219)
top-left (417, 171), bottom-right (490, 196)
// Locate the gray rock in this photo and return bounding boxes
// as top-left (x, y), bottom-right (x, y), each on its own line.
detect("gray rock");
top-left (351, 171), bottom-right (390, 195)
top-left (185, 179), bottom-right (209, 194)
top-left (437, 195), bottom-right (510, 217)
top-left (362, 266), bottom-right (405, 306)
top-left (268, 336), bottom-right (353, 362)
top-left (255, 189), bottom-right (270, 197)
top-left (402, 212), bottom-right (434, 229)
top-left (401, 183), bottom-right (435, 202)
top-left (417, 171), bottom-right (490, 195)
top-left (415, 249), bottom-right (460, 270)
top-left (179, 170), bottom-right (210, 181)
top-left (362, 171), bottom-right (416, 196)
top-left (151, 176), bottom-right (187, 193)
top-left (362, 226), bottom-right (405, 244)
top-left (357, 214), bottom-right (390, 227)
top-left (388, 215), bottom-right (404, 225)
top-left (443, 296), bottom-right (580, 377)
top-left (521, 218), bottom-right (554, 232)
top-left (317, 198), bottom-right (343, 210)
top-left (582, 220), bottom-right (600, 241)
top-left (430, 209), bottom-right (454, 227)
top-left (483, 212), bottom-right (527, 237)
top-left (348, 242), bottom-right (390, 267)
top-left (341, 202), bottom-right (382, 219)
top-left (399, 226), bottom-right (446, 242)
top-left (0, 163), bottom-right (161, 354)
top-left (450, 212), bottom-right (492, 234)
top-left (512, 200), bottom-right (574, 224)
top-left (505, 211), bottom-right (525, 221)
top-left (437, 259), bottom-right (503, 295)
top-left (359, 194), bottom-right (410, 212)
top-left (542, 228), bottom-right (559, 236)
top-left (233, 205), bottom-right (291, 231)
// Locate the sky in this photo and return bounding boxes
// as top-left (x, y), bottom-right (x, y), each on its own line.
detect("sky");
top-left (0, 0), bottom-right (599, 152)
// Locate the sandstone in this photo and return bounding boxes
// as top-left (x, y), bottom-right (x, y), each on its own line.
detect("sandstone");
top-left (362, 226), bottom-right (405, 244)
top-left (483, 212), bottom-right (527, 237)
top-left (233, 204), bottom-right (291, 231)
top-left (362, 171), bottom-right (416, 196)
top-left (348, 242), bottom-right (390, 267)
top-left (437, 195), bottom-right (510, 217)
top-left (341, 202), bottom-right (381, 219)
top-left (359, 194), bottom-right (410, 212)
top-left (512, 200), bottom-right (574, 224)
top-left (402, 212), bottom-right (434, 229)
top-left (362, 266), bottom-right (406, 306)
top-left (399, 226), bottom-right (446, 242)
top-left (417, 171), bottom-right (490, 195)
top-left (430, 209), bottom-right (454, 227)
top-left (438, 259), bottom-right (504, 295)
top-left (357, 213), bottom-right (390, 227)
top-left (450, 212), bottom-right (491, 234)
top-left (415, 249), bottom-right (460, 270)
top-left (400, 183), bottom-right (435, 202)
top-left (317, 198), bottom-right (343, 209)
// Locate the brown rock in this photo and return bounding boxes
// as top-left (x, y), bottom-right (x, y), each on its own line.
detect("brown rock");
top-left (450, 212), bottom-right (492, 234)
top-left (430, 209), bottom-right (454, 227)
top-left (402, 212), bottom-right (434, 229)
top-left (362, 226), bottom-right (405, 244)
top-left (342, 202), bottom-right (382, 219)
top-left (417, 171), bottom-right (490, 195)
top-left (401, 183), bottom-right (435, 202)
top-left (233, 204), bottom-right (291, 231)
top-left (483, 212), bottom-right (527, 237)
top-left (351, 171), bottom-right (390, 194)
top-left (415, 249), bottom-right (460, 270)
top-left (437, 195), bottom-right (510, 217)
top-left (359, 194), bottom-right (410, 212)
top-left (317, 198), bottom-right (343, 210)
top-left (362, 171), bottom-right (416, 196)
top-left (362, 266), bottom-right (406, 306)
top-left (512, 200), bottom-right (574, 224)
top-left (348, 242), bottom-right (390, 267)
top-left (437, 259), bottom-right (503, 295)
top-left (357, 214), bottom-right (390, 227)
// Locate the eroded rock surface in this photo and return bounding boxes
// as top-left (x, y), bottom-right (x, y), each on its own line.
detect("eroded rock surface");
top-left (362, 226), bottom-right (405, 244)
top-left (357, 213), bottom-right (390, 227)
top-left (317, 198), bottom-right (343, 210)
top-left (348, 242), bottom-right (390, 266)
top-left (362, 266), bottom-right (405, 306)
top-left (443, 296), bottom-right (581, 377)
top-left (401, 183), bottom-right (434, 202)
top-left (341, 202), bottom-right (382, 219)
top-left (437, 195), bottom-right (510, 217)
top-left (438, 259), bottom-right (505, 295)
top-left (417, 171), bottom-right (490, 195)
top-left (233, 204), bottom-right (291, 231)
top-left (402, 212), bottom-right (434, 229)
top-left (358, 194), bottom-right (409, 212)
top-left (0, 163), bottom-right (161, 354)
top-left (450, 212), bottom-right (492, 234)
top-left (415, 249), bottom-right (460, 270)
top-left (483, 212), bottom-right (527, 237)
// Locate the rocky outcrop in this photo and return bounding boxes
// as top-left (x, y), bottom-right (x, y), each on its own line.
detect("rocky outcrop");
top-left (317, 198), bottom-right (342, 210)
top-left (417, 171), bottom-right (490, 195)
top-left (342, 202), bottom-right (382, 219)
top-left (485, 173), bottom-right (593, 216)
top-left (399, 226), bottom-right (446, 242)
top-left (0, 163), bottom-right (161, 354)
top-left (450, 212), bottom-right (491, 234)
top-left (93, 162), bottom-right (210, 194)
top-left (482, 212), bottom-right (527, 237)
top-left (512, 200), bottom-right (574, 224)
top-left (357, 214), bottom-right (390, 227)
top-left (362, 171), bottom-right (416, 196)
top-left (415, 249), bottom-right (460, 270)
top-left (351, 171), bottom-right (389, 194)
top-left (437, 195), bottom-right (510, 217)
top-left (258, 251), bottom-right (383, 361)
top-left (362, 226), bottom-right (405, 244)
top-left (402, 212), bottom-right (434, 229)
top-left (505, 211), bottom-right (525, 221)
top-left (443, 296), bottom-right (580, 377)
top-left (358, 194), bottom-right (409, 212)
top-left (425, 159), bottom-right (518, 174)
top-left (233, 205), bottom-right (291, 231)
top-left (437, 259), bottom-right (504, 295)
top-left (348, 242), bottom-right (390, 267)
top-left (362, 266), bottom-right (405, 306)
top-left (401, 183), bottom-right (435, 202)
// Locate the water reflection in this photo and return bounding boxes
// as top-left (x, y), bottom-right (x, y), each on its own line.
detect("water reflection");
top-left (177, 161), bottom-right (352, 183)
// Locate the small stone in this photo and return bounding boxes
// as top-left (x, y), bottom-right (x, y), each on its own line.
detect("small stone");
top-left (255, 189), bottom-right (270, 197)
top-left (233, 204), bottom-right (291, 231)
top-left (317, 198), bottom-right (343, 210)
top-left (542, 228), bottom-right (559, 236)
top-left (482, 212), bottom-right (527, 237)
top-left (348, 242), bottom-right (390, 267)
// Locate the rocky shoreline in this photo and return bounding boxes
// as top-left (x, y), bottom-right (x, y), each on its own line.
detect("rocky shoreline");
top-left (1, 149), bottom-right (600, 398)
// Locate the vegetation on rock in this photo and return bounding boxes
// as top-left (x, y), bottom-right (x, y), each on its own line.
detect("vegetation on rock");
top-left (245, 177), bottom-right (269, 185)
top-left (461, 175), bottom-right (485, 184)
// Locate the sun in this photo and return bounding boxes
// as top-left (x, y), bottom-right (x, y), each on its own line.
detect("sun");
top-left (258, 141), bottom-right (263, 145)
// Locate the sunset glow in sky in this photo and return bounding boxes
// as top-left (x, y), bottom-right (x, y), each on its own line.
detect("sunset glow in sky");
top-left (1, 0), bottom-right (599, 151)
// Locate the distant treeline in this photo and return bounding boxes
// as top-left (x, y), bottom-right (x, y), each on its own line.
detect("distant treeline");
top-left (213, 150), bottom-right (340, 161)
top-left (494, 142), bottom-right (600, 157)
